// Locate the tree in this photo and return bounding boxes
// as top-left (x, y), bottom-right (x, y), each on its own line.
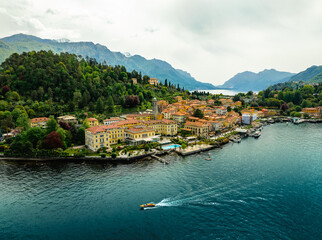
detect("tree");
top-left (246, 91), bottom-right (253, 96)
top-left (44, 131), bottom-right (64, 149)
top-left (16, 113), bottom-right (30, 131)
top-left (38, 87), bottom-right (44, 100)
top-left (125, 95), bottom-right (140, 107)
top-left (46, 116), bottom-right (58, 133)
top-left (106, 95), bottom-right (115, 113)
top-left (59, 121), bottom-right (71, 131)
top-left (280, 102), bottom-right (288, 112)
top-left (73, 91), bottom-right (82, 109)
top-left (193, 108), bottom-right (204, 118)
top-left (23, 127), bottom-right (45, 148)
top-left (227, 106), bottom-right (232, 112)
top-left (48, 87), bottom-right (53, 100)
top-left (1, 86), bottom-right (10, 96)
top-left (96, 97), bottom-right (104, 113)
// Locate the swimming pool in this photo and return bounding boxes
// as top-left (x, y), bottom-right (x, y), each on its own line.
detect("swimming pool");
top-left (162, 144), bottom-right (181, 150)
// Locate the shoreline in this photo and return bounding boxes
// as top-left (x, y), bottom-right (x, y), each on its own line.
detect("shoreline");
top-left (1, 119), bottom-right (320, 163)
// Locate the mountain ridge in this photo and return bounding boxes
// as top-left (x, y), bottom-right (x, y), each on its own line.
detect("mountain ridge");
top-left (218, 69), bottom-right (296, 91)
top-left (0, 33), bottom-right (216, 90)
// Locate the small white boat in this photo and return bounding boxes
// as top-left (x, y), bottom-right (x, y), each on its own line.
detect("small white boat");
top-left (253, 131), bottom-right (261, 138)
top-left (205, 158), bottom-right (211, 161)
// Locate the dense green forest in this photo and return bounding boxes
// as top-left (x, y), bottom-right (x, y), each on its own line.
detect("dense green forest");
top-left (0, 50), bottom-right (187, 132)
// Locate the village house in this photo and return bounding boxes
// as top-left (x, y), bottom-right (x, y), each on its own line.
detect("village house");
top-left (183, 121), bottom-right (209, 138)
top-left (216, 107), bottom-right (227, 116)
top-left (148, 78), bottom-right (158, 85)
top-left (103, 117), bottom-right (122, 125)
top-left (85, 117), bottom-right (99, 127)
top-left (30, 117), bottom-right (50, 128)
top-left (172, 112), bottom-right (187, 123)
top-left (131, 78), bottom-right (137, 84)
top-left (57, 115), bottom-right (77, 124)
top-left (302, 107), bottom-right (320, 117)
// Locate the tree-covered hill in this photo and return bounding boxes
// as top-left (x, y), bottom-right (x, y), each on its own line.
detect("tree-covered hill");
top-left (0, 33), bottom-right (216, 90)
top-left (0, 50), bottom-right (187, 120)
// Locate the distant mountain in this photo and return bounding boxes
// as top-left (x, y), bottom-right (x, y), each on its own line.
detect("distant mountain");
top-left (0, 33), bottom-right (216, 90)
top-left (218, 69), bottom-right (295, 91)
top-left (269, 65), bottom-right (322, 90)
top-left (288, 65), bottom-right (322, 83)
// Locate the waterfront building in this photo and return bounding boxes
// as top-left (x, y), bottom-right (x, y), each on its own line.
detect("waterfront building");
top-left (85, 125), bottom-right (111, 151)
top-left (183, 121), bottom-right (209, 138)
top-left (125, 126), bottom-right (158, 145)
top-left (302, 108), bottom-right (320, 117)
top-left (146, 119), bottom-right (178, 136)
top-left (30, 117), bottom-right (50, 128)
top-left (148, 78), bottom-right (158, 85)
top-left (85, 125), bottom-right (125, 151)
top-left (242, 113), bottom-right (257, 125)
top-left (86, 118), bottom-right (99, 127)
top-left (103, 117), bottom-right (122, 125)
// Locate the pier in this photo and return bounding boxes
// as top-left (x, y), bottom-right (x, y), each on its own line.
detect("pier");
top-left (151, 155), bottom-right (169, 164)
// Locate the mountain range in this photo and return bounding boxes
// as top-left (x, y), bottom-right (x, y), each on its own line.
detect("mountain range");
top-left (218, 65), bottom-right (322, 91)
top-left (218, 69), bottom-right (296, 91)
top-left (0, 33), bottom-right (215, 91)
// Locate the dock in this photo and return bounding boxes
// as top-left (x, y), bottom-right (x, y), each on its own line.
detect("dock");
top-left (175, 144), bottom-right (217, 156)
top-left (151, 155), bottom-right (169, 164)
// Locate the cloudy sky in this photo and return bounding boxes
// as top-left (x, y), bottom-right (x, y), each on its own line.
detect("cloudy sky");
top-left (1, 0), bottom-right (322, 85)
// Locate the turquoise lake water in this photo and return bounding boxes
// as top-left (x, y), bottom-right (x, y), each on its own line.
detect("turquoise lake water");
top-left (0, 123), bottom-right (321, 239)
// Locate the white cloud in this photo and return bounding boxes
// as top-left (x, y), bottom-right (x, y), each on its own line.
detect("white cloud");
top-left (1, 0), bottom-right (322, 85)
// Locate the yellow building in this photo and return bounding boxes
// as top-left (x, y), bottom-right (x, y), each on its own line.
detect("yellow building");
top-left (126, 113), bottom-right (154, 121)
top-left (146, 119), bottom-right (178, 136)
top-left (234, 101), bottom-right (242, 107)
top-left (85, 125), bottom-right (111, 151)
top-left (183, 121), bottom-right (209, 138)
top-left (30, 117), bottom-right (50, 128)
top-left (172, 112), bottom-right (187, 123)
top-left (115, 119), bottom-right (141, 128)
top-left (86, 117), bottom-right (99, 127)
top-left (125, 126), bottom-right (156, 145)
top-left (302, 108), bottom-right (320, 117)
top-left (85, 125), bottom-right (125, 151)
top-left (174, 96), bottom-right (182, 102)
top-left (148, 78), bottom-right (158, 85)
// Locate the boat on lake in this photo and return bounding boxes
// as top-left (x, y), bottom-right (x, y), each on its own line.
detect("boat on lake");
top-left (253, 131), bottom-right (261, 138)
top-left (140, 203), bottom-right (156, 210)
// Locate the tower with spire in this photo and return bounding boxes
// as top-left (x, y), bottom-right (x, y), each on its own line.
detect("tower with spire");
top-left (152, 98), bottom-right (158, 120)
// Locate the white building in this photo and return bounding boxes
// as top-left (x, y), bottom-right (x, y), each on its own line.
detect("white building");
top-left (242, 113), bottom-right (257, 125)
top-left (103, 117), bottom-right (122, 125)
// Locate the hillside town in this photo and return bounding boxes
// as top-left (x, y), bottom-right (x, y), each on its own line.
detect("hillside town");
top-left (20, 95), bottom-right (321, 153)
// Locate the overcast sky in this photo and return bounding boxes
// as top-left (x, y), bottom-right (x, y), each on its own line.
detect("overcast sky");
top-left (1, 0), bottom-right (322, 85)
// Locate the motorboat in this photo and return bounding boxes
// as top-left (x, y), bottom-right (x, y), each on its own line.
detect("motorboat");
top-left (205, 158), bottom-right (211, 161)
top-left (140, 203), bottom-right (156, 210)
top-left (253, 131), bottom-right (261, 138)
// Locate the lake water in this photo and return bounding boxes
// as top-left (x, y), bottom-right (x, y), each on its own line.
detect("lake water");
top-left (197, 89), bottom-right (259, 95)
top-left (0, 123), bottom-right (321, 239)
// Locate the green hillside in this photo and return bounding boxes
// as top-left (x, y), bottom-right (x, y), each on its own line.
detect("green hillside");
top-left (0, 50), bottom-right (187, 120)
top-left (0, 33), bottom-right (216, 90)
